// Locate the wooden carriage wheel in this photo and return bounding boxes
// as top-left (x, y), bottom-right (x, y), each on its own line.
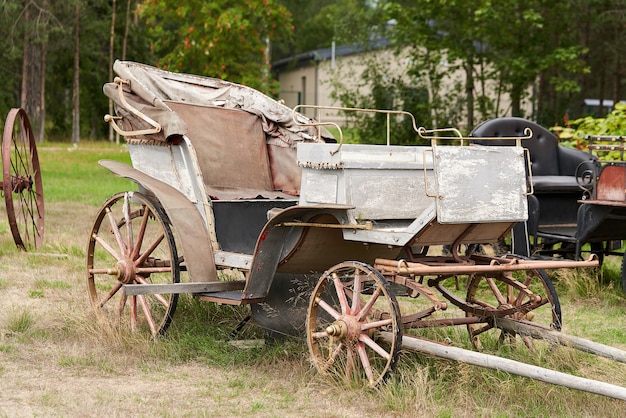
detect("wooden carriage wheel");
top-left (87, 192), bottom-right (180, 337)
top-left (465, 264), bottom-right (561, 352)
top-left (2, 108), bottom-right (44, 251)
top-left (306, 261), bottom-right (402, 387)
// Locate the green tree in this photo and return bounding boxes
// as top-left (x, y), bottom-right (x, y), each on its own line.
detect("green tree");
top-left (0, 1), bottom-right (25, 119)
top-left (324, 0), bottom-right (593, 135)
top-left (137, 0), bottom-right (293, 93)
top-left (572, 0), bottom-right (626, 119)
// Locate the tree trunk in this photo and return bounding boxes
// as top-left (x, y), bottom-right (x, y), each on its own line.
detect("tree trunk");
top-left (109, 0), bottom-right (117, 143)
top-left (122, 0), bottom-right (131, 59)
top-left (38, 0), bottom-right (50, 144)
top-left (20, 1), bottom-right (30, 110)
top-left (72, 1), bottom-right (80, 145)
top-left (21, 1), bottom-right (49, 143)
top-left (38, 36), bottom-right (47, 143)
top-left (511, 84), bottom-right (522, 117)
top-left (464, 58), bottom-right (474, 130)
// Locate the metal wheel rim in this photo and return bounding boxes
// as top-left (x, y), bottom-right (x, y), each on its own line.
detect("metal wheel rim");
top-left (2, 108), bottom-right (44, 251)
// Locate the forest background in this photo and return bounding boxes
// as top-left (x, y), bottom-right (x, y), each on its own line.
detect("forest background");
top-left (1, 0), bottom-right (624, 144)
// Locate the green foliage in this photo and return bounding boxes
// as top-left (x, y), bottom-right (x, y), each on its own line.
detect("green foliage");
top-left (384, 0), bottom-right (590, 124)
top-left (273, 0), bottom-right (381, 61)
top-left (327, 59), bottom-right (425, 145)
top-left (5, 309), bottom-right (34, 334)
top-left (551, 102), bottom-right (626, 153)
top-left (137, 0), bottom-right (293, 93)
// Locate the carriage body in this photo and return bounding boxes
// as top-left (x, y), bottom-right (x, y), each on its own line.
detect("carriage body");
top-left (88, 61), bottom-right (599, 387)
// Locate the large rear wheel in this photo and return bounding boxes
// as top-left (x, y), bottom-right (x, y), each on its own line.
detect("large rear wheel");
top-left (87, 192), bottom-right (179, 337)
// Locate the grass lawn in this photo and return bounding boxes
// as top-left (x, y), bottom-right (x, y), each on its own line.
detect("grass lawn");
top-left (0, 140), bottom-right (624, 416)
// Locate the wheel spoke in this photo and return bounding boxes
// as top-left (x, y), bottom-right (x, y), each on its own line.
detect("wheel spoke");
top-left (130, 295), bottom-right (137, 332)
top-left (470, 323), bottom-right (493, 336)
top-left (106, 208), bottom-right (128, 257)
top-left (323, 342), bottom-right (344, 371)
top-left (356, 342), bottom-right (375, 384)
top-left (135, 233), bottom-right (165, 267)
top-left (93, 233), bottom-right (123, 260)
top-left (123, 194), bottom-right (134, 255)
top-left (486, 277), bottom-right (507, 306)
top-left (98, 282), bottom-right (123, 308)
top-left (317, 297), bottom-right (341, 320)
top-left (360, 318), bottom-right (393, 331)
top-left (350, 272), bottom-right (362, 314)
top-left (355, 286), bottom-right (382, 322)
top-left (131, 207), bottom-right (150, 260)
top-left (117, 293), bottom-right (128, 322)
top-left (332, 273), bottom-right (350, 315)
top-left (359, 333), bottom-right (390, 360)
top-left (138, 294), bottom-right (158, 335)
top-left (345, 347), bottom-right (355, 380)
top-left (135, 267), bottom-right (174, 275)
top-left (522, 335), bottom-right (535, 352)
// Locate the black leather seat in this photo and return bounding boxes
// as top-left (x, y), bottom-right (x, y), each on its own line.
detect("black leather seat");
top-left (470, 117), bottom-right (596, 256)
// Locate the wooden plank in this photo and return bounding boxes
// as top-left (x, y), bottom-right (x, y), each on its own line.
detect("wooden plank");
top-left (123, 280), bottom-right (245, 296)
top-left (214, 251), bottom-right (253, 270)
top-left (383, 332), bottom-right (626, 401)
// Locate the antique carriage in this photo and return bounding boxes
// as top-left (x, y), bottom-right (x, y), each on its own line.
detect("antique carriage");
top-left (88, 61), bottom-right (626, 398)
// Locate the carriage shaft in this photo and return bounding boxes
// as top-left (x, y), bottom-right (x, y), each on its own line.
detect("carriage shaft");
top-left (374, 256), bottom-right (599, 276)
top-left (383, 331), bottom-right (626, 401)
top-left (494, 317), bottom-right (626, 364)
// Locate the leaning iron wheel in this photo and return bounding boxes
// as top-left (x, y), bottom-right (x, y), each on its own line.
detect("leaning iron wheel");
top-left (465, 263), bottom-right (561, 353)
top-left (2, 108), bottom-right (44, 250)
top-left (87, 192), bottom-right (179, 337)
top-left (306, 261), bottom-right (402, 387)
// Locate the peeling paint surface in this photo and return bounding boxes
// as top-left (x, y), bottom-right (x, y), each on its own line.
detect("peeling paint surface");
top-left (434, 146), bottom-right (527, 223)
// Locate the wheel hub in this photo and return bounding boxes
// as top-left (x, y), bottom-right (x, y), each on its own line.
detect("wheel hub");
top-left (11, 174), bottom-right (32, 193)
top-left (107, 259), bottom-right (136, 284)
top-left (326, 315), bottom-right (361, 343)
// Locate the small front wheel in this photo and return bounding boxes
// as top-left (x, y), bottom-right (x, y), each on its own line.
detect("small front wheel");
top-left (306, 261), bottom-right (402, 387)
top-left (87, 192), bottom-right (180, 337)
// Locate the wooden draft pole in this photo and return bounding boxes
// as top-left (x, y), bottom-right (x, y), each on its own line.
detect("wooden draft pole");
top-left (494, 318), bottom-right (626, 364)
top-left (380, 332), bottom-right (626, 401)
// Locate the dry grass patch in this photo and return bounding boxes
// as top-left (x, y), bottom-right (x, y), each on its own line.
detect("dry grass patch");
top-left (0, 145), bottom-right (626, 415)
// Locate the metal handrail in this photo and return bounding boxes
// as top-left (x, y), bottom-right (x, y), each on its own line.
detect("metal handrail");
top-left (104, 77), bottom-right (162, 137)
top-left (292, 105), bottom-right (420, 155)
top-left (292, 105), bottom-right (533, 155)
